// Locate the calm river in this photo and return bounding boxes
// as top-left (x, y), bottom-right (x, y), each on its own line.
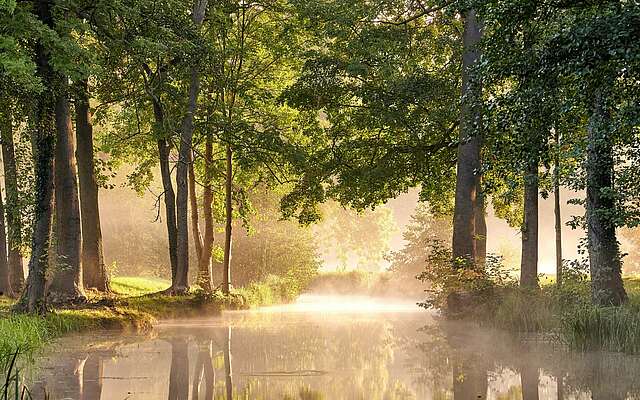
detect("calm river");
top-left (29, 294), bottom-right (640, 399)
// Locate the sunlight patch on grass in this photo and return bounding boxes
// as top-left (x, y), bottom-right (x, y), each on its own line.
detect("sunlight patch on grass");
top-left (111, 276), bottom-right (171, 296)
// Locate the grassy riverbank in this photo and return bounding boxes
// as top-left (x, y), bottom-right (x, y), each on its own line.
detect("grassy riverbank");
top-left (462, 275), bottom-right (640, 354)
top-left (0, 275), bottom-right (297, 359)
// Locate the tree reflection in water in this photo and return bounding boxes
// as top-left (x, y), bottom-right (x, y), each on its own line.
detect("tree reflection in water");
top-left (27, 307), bottom-right (640, 399)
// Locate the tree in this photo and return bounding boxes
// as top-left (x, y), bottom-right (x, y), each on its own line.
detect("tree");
top-left (17, 0), bottom-right (57, 313)
top-left (282, 0), bottom-right (460, 223)
top-left (0, 181), bottom-right (11, 297)
top-left (174, 0), bottom-right (208, 294)
top-left (452, 8), bottom-right (483, 265)
top-left (47, 85), bottom-right (85, 303)
top-left (76, 80), bottom-right (110, 292)
top-left (0, 108), bottom-right (24, 294)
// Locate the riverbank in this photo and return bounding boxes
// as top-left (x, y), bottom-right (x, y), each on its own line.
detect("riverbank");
top-left (451, 274), bottom-right (640, 354)
top-left (0, 276), bottom-right (296, 359)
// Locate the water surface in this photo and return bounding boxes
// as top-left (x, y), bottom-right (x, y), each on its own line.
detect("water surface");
top-left (30, 294), bottom-right (640, 399)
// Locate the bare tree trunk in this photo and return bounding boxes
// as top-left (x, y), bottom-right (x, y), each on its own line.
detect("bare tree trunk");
top-left (189, 142), bottom-right (214, 293)
top-left (200, 137), bottom-right (215, 292)
top-left (76, 79), bottom-right (110, 292)
top-left (0, 185), bottom-right (12, 297)
top-left (554, 130), bottom-right (563, 287)
top-left (222, 144), bottom-right (233, 295)
top-left (452, 9), bottom-right (482, 265)
top-left (0, 109), bottom-right (23, 294)
top-left (586, 87), bottom-right (627, 306)
top-left (174, 0), bottom-right (208, 294)
top-left (17, 0), bottom-right (56, 313)
top-left (48, 89), bottom-right (85, 304)
top-left (189, 158), bottom-right (203, 264)
top-left (151, 95), bottom-right (178, 285)
top-left (520, 163), bottom-right (539, 289)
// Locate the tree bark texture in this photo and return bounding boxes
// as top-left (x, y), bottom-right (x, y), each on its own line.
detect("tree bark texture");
top-left (0, 109), bottom-right (23, 294)
top-left (48, 89), bottom-right (85, 303)
top-left (17, 0), bottom-right (56, 313)
top-left (152, 98), bottom-right (178, 284)
top-left (0, 185), bottom-right (11, 297)
top-left (452, 9), bottom-right (482, 265)
top-left (76, 79), bottom-right (110, 292)
top-left (586, 87), bottom-right (627, 306)
top-left (520, 163), bottom-right (539, 289)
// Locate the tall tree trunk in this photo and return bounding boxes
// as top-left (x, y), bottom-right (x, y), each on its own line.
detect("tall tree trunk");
top-left (152, 97), bottom-right (178, 284)
top-left (16, 0), bottom-right (56, 314)
top-left (200, 137), bottom-right (215, 292)
top-left (554, 129), bottom-right (563, 287)
top-left (189, 158), bottom-right (203, 265)
top-left (0, 109), bottom-right (23, 294)
top-left (222, 144), bottom-right (233, 295)
top-left (189, 144), bottom-right (214, 293)
top-left (174, 0), bottom-right (208, 294)
top-left (76, 79), bottom-right (109, 292)
top-left (452, 9), bottom-right (482, 265)
top-left (0, 185), bottom-right (12, 297)
top-left (586, 87), bottom-right (627, 306)
top-left (520, 162), bottom-right (539, 289)
top-left (48, 89), bottom-right (85, 304)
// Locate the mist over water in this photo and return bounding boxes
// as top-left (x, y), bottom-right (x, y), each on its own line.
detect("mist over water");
top-left (28, 294), bottom-right (640, 399)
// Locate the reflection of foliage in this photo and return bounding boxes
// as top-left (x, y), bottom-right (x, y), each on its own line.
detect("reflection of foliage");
top-left (313, 202), bottom-right (396, 271)
top-left (387, 203), bottom-right (451, 280)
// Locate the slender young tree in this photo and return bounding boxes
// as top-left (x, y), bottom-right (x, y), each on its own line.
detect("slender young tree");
top-left (0, 185), bottom-right (11, 297)
top-left (76, 79), bottom-right (110, 292)
top-left (174, 0), bottom-right (208, 294)
top-left (554, 129), bottom-right (563, 286)
top-left (222, 144), bottom-right (233, 295)
top-left (188, 138), bottom-right (214, 292)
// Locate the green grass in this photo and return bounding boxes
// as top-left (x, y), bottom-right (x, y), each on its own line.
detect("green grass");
top-left (110, 276), bottom-right (171, 296)
top-left (471, 277), bottom-right (640, 354)
top-left (0, 275), bottom-right (301, 360)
